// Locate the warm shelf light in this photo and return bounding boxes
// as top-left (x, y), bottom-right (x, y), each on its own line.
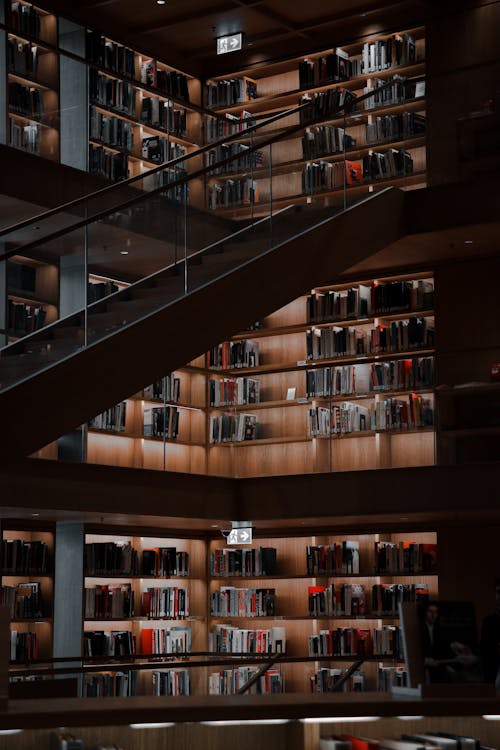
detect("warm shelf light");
top-left (202, 720), bottom-right (290, 726)
top-left (301, 717), bottom-right (380, 723)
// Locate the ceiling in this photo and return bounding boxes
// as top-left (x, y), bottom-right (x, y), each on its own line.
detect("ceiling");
top-left (39, 0), bottom-right (447, 78)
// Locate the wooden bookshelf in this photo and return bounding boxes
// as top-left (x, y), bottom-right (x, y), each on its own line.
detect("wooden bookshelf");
top-left (4, 2), bottom-right (60, 161)
top-left (82, 529), bottom-right (208, 697)
top-left (0, 521), bottom-right (55, 668)
top-left (206, 529), bottom-right (438, 694)
top-left (1, 254), bottom-right (59, 346)
top-left (59, 270), bottom-right (435, 479)
top-left (63, 526), bottom-right (439, 697)
top-left (205, 27), bottom-right (426, 215)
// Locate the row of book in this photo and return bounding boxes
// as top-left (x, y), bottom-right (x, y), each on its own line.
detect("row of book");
top-left (10, 2), bottom-right (42, 38)
top-left (205, 79), bottom-right (257, 108)
top-left (84, 542), bottom-right (189, 576)
top-left (366, 113), bottom-right (426, 145)
top-left (210, 586), bottom-right (276, 617)
top-left (141, 136), bottom-right (186, 166)
top-left (153, 668), bottom-right (190, 696)
top-left (306, 542), bottom-right (360, 575)
top-left (207, 111), bottom-right (254, 142)
top-left (321, 731), bottom-right (483, 749)
top-left (306, 542), bottom-right (437, 575)
top-left (372, 583), bottom-right (430, 615)
top-left (142, 587), bottom-right (189, 618)
top-left (2, 539), bottom-right (50, 574)
top-left (210, 547), bottom-right (277, 577)
top-left (140, 60), bottom-right (190, 102)
top-left (300, 89), bottom-right (357, 123)
top-left (0, 582), bottom-right (43, 619)
top-left (307, 279), bottom-right (434, 322)
top-left (299, 50), bottom-right (362, 88)
top-left (206, 143), bottom-right (263, 175)
top-left (10, 630), bottom-right (38, 662)
top-left (87, 32), bottom-right (135, 78)
top-left (209, 667), bottom-right (283, 695)
top-left (144, 375), bottom-right (181, 403)
top-left (362, 34), bottom-right (416, 74)
top-left (363, 77), bottom-right (422, 111)
top-left (362, 149), bottom-right (413, 180)
top-left (90, 107), bottom-right (134, 152)
top-left (374, 541), bottom-right (437, 574)
top-left (308, 583), bottom-right (366, 617)
top-left (302, 126), bottom-right (355, 160)
top-left (306, 318), bottom-right (434, 360)
top-left (297, 34), bottom-right (416, 90)
top-left (9, 118), bottom-right (40, 154)
top-left (88, 280), bottom-right (120, 304)
top-left (89, 402), bottom-right (127, 432)
top-left (84, 584), bottom-right (134, 620)
top-left (83, 668), bottom-right (191, 697)
top-left (7, 301), bottom-right (46, 335)
top-left (208, 340), bottom-right (259, 370)
top-left (209, 413), bottom-right (258, 443)
top-left (142, 547), bottom-right (189, 577)
top-left (311, 665), bottom-right (408, 693)
top-left (308, 626), bottom-right (403, 658)
top-left (143, 406), bottom-right (180, 440)
top-left (83, 630), bottom-right (134, 657)
top-left (89, 69), bottom-right (136, 117)
top-left (7, 39), bottom-right (39, 78)
top-left (141, 625), bottom-right (191, 654)
top-left (305, 358), bottom-right (435, 398)
top-left (209, 377), bottom-right (260, 406)
top-left (302, 159), bottom-right (362, 194)
top-left (311, 667), bottom-right (366, 693)
top-left (83, 671), bottom-right (137, 698)
top-left (88, 144), bottom-right (129, 182)
top-left (209, 624), bottom-right (286, 653)
top-left (9, 81), bottom-right (44, 119)
top-left (307, 395), bottom-right (433, 435)
top-left (208, 178), bottom-right (259, 209)
top-left (301, 118), bottom-right (425, 163)
top-left (140, 98), bottom-right (187, 137)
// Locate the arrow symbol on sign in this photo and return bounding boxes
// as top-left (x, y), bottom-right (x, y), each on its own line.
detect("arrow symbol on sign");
top-left (240, 531), bottom-right (249, 541)
top-left (230, 36), bottom-right (239, 49)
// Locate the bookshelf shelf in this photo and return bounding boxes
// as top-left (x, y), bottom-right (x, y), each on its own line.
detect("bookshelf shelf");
top-left (209, 347), bottom-right (435, 378)
top-left (209, 615), bottom-right (401, 621)
top-left (213, 170), bottom-right (427, 218)
top-left (208, 63), bottom-right (426, 116)
top-left (207, 27), bottom-right (425, 215)
top-left (210, 135), bottom-right (427, 182)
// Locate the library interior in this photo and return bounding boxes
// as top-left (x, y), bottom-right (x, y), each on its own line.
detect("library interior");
top-left (0, 0), bottom-right (500, 747)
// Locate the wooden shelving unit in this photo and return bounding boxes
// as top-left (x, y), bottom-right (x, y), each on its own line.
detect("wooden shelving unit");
top-left (0, 521), bottom-right (55, 669)
top-left (73, 270), bottom-right (437, 478)
top-left (45, 525), bottom-right (439, 697)
top-left (4, 2), bottom-right (60, 161)
top-left (82, 528), bottom-right (208, 697)
top-left (86, 30), bottom-right (204, 198)
top-left (204, 27), bottom-right (426, 216)
top-left (1, 254), bottom-right (59, 346)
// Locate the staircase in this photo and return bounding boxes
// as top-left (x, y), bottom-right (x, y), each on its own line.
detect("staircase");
top-left (0, 187), bottom-right (407, 460)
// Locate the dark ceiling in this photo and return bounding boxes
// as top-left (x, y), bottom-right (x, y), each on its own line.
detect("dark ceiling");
top-left (40, 0), bottom-right (448, 78)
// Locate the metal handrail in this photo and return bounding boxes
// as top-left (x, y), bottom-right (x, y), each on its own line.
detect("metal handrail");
top-left (0, 74), bottom-right (423, 261)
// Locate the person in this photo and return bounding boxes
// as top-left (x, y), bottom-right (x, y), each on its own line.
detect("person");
top-left (421, 601), bottom-right (481, 683)
top-left (480, 578), bottom-right (500, 684)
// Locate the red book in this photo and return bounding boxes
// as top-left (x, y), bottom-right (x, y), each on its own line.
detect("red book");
top-left (141, 629), bottom-right (154, 654)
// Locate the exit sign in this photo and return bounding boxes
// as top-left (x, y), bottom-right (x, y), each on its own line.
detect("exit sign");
top-left (217, 33), bottom-right (243, 55)
top-left (227, 527), bottom-right (253, 545)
